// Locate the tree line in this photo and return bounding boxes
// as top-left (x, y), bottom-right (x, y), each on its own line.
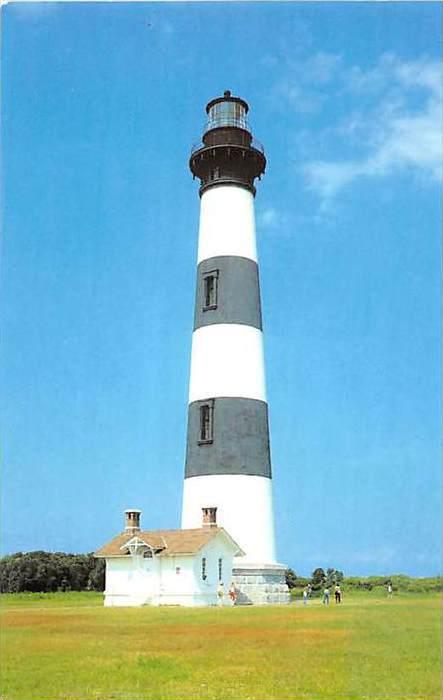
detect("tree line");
top-left (0, 552), bottom-right (105, 593)
top-left (285, 567), bottom-right (344, 593)
top-left (285, 568), bottom-right (442, 594)
top-left (1, 555), bottom-right (440, 595)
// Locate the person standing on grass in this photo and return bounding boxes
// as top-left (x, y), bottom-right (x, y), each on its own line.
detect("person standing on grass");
top-left (228, 583), bottom-right (237, 606)
top-left (335, 584), bottom-right (342, 604)
top-left (323, 587), bottom-right (330, 605)
top-left (303, 587), bottom-right (309, 605)
top-left (387, 582), bottom-right (393, 598)
top-left (217, 581), bottom-right (225, 606)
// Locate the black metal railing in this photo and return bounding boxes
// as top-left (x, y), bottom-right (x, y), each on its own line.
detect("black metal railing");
top-left (191, 136), bottom-right (265, 156)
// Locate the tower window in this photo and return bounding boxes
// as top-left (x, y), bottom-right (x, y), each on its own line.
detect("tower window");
top-left (201, 557), bottom-right (207, 580)
top-left (199, 401), bottom-right (214, 444)
top-left (218, 558), bottom-right (223, 581)
top-left (203, 270), bottom-right (219, 311)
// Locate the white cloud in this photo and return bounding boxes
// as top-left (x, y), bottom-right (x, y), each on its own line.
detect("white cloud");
top-left (275, 51), bottom-right (342, 114)
top-left (258, 207), bottom-right (278, 227)
top-left (303, 56), bottom-right (442, 200)
top-left (257, 207), bottom-right (287, 231)
top-left (344, 53), bottom-right (442, 98)
top-left (305, 52), bottom-right (343, 84)
top-left (394, 57), bottom-right (442, 96)
top-left (304, 161), bottom-right (363, 200)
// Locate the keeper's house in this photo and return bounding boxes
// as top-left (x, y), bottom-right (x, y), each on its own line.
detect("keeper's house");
top-left (94, 507), bottom-right (244, 607)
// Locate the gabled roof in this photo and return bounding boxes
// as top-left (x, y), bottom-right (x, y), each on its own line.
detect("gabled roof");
top-left (120, 535), bottom-right (167, 554)
top-left (95, 527), bottom-right (245, 558)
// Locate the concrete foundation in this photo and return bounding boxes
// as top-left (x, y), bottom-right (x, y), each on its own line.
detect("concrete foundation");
top-left (232, 562), bottom-right (290, 605)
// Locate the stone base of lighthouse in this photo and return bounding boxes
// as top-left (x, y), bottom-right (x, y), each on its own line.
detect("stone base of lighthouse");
top-left (232, 562), bottom-right (290, 605)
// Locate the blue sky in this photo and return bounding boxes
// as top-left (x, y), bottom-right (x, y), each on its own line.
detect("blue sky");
top-left (1, 2), bottom-right (441, 576)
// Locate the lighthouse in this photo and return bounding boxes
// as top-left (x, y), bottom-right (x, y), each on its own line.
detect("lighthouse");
top-left (181, 92), bottom-right (289, 604)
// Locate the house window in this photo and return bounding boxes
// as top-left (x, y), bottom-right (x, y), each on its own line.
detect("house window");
top-left (218, 558), bottom-right (223, 581)
top-left (175, 566), bottom-right (181, 575)
top-left (201, 557), bottom-right (207, 580)
top-left (199, 401), bottom-right (214, 444)
top-left (203, 270), bottom-right (218, 311)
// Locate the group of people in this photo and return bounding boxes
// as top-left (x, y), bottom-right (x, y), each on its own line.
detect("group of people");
top-left (302, 583), bottom-right (342, 605)
top-left (302, 581), bottom-right (394, 605)
top-left (217, 581), bottom-right (237, 606)
top-left (323, 584), bottom-right (342, 605)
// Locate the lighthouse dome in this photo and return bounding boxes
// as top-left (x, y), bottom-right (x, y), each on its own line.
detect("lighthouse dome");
top-left (205, 90), bottom-right (249, 132)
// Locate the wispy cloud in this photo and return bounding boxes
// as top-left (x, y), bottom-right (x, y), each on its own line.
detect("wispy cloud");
top-left (257, 206), bottom-right (285, 230)
top-left (302, 55), bottom-right (442, 201)
top-left (274, 51), bottom-right (343, 114)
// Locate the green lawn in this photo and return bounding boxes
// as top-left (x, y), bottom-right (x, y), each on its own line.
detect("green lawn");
top-left (0, 591), bottom-right (440, 700)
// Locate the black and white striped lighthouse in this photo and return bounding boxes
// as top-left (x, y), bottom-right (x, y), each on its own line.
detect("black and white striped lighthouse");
top-left (182, 92), bottom-right (289, 604)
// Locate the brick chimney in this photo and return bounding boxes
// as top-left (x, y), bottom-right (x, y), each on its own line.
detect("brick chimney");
top-left (202, 506), bottom-right (217, 528)
top-left (124, 509), bottom-right (141, 532)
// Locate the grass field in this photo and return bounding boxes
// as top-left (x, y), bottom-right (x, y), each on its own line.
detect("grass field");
top-left (0, 591), bottom-right (440, 700)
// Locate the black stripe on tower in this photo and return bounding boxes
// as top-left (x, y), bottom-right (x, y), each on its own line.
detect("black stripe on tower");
top-left (185, 397), bottom-right (272, 479)
top-left (194, 256), bottom-right (262, 331)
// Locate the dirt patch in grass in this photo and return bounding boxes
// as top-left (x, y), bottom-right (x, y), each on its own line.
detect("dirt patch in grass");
top-left (2, 610), bottom-right (95, 627)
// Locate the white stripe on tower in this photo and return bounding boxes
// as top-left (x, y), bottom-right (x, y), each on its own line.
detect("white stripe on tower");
top-left (197, 186), bottom-right (258, 263)
top-left (189, 324), bottom-right (266, 404)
